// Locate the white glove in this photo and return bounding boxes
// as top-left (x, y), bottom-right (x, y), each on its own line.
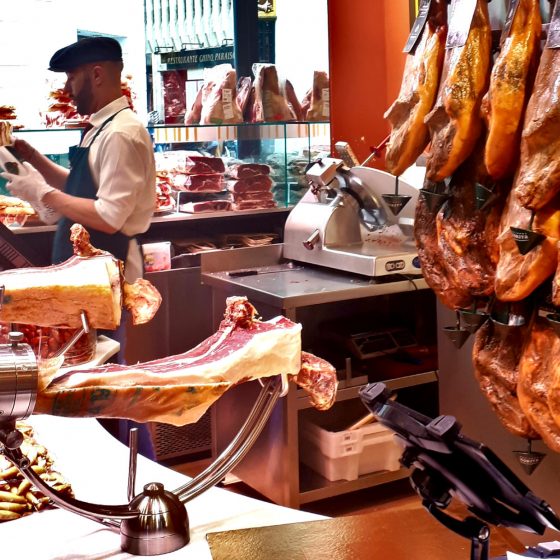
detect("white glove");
top-left (29, 200), bottom-right (61, 225)
top-left (0, 161), bottom-right (55, 204)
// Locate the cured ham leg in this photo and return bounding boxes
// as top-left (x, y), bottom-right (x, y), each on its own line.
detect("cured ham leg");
top-left (385, 0), bottom-right (447, 176)
top-left (425, 0), bottom-right (492, 181)
top-left (414, 142), bottom-right (505, 310)
top-left (495, 192), bottom-right (560, 301)
top-left (481, 0), bottom-right (541, 180)
top-left (35, 297), bottom-right (338, 426)
top-left (513, 47), bottom-right (560, 210)
top-left (0, 225), bottom-right (161, 329)
top-left (518, 318), bottom-right (560, 452)
top-left (472, 320), bottom-right (539, 440)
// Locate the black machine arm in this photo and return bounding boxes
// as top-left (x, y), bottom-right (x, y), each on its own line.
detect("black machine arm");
top-left (359, 383), bottom-right (560, 559)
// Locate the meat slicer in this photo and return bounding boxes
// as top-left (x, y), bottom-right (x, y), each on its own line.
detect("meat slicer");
top-left (0, 306), bottom-right (289, 556)
top-left (283, 143), bottom-right (424, 278)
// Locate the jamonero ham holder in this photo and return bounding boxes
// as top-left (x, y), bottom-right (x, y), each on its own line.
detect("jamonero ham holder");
top-left (0, 224), bottom-right (338, 556)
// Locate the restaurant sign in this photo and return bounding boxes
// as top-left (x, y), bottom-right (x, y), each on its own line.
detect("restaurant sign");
top-left (160, 46), bottom-right (234, 70)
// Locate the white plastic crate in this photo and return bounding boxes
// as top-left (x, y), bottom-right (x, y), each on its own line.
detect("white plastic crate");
top-left (299, 418), bottom-right (403, 482)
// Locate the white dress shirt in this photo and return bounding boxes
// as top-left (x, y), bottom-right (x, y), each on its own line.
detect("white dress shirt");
top-left (81, 96), bottom-right (156, 281)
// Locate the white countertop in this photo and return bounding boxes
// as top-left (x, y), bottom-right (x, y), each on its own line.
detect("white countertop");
top-left (0, 414), bottom-right (323, 559)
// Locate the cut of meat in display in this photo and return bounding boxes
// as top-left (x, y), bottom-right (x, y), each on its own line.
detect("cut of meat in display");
top-left (481, 0), bottom-right (541, 180)
top-left (424, 0), bottom-right (492, 181)
top-left (251, 64), bottom-right (295, 122)
top-left (187, 155), bottom-right (226, 174)
top-left (181, 200), bottom-right (232, 213)
top-left (512, 46), bottom-right (560, 210)
top-left (35, 297), bottom-right (338, 426)
top-left (304, 71), bottom-right (331, 122)
top-left (228, 163), bottom-right (271, 179)
top-left (472, 319), bottom-right (539, 439)
top-left (227, 176), bottom-right (274, 193)
top-left (199, 64), bottom-right (243, 125)
top-left (181, 174), bottom-right (224, 192)
top-left (385, 0), bottom-right (447, 177)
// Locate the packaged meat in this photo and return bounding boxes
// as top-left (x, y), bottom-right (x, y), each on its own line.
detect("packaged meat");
top-left (199, 64), bottom-right (243, 125)
top-left (185, 87), bottom-right (203, 125)
top-left (180, 173), bottom-right (224, 193)
top-left (385, 0), bottom-right (447, 176)
top-left (251, 63), bottom-right (296, 122)
top-left (424, 0), bottom-right (492, 181)
top-left (305, 71), bottom-right (331, 122)
top-left (512, 39), bottom-right (560, 209)
top-left (472, 319), bottom-right (538, 439)
top-left (34, 297), bottom-right (337, 426)
top-left (228, 163), bottom-right (271, 179)
top-left (518, 317), bottom-right (560, 452)
top-left (236, 76), bottom-right (253, 118)
top-left (481, 0), bottom-right (541, 180)
top-left (227, 177), bottom-right (274, 194)
top-left (0, 224), bottom-right (161, 329)
top-left (285, 79), bottom-right (304, 121)
top-left (180, 200), bottom-right (233, 213)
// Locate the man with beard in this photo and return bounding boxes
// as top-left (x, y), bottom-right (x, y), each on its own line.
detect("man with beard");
top-left (1, 36), bottom-right (156, 283)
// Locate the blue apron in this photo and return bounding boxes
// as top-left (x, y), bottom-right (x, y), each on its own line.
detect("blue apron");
top-left (52, 108), bottom-right (131, 264)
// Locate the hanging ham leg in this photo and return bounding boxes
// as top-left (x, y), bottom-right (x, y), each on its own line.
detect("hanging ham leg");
top-left (472, 320), bottom-right (539, 440)
top-left (385, 0), bottom-right (447, 176)
top-left (424, 0), bottom-right (492, 181)
top-left (518, 318), bottom-right (560, 452)
top-left (513, 47), bottom-right (560, 210)
top-left (495, 191), bottom-right (560, 301)
top-left (481, 0), bottom-right (541, 180)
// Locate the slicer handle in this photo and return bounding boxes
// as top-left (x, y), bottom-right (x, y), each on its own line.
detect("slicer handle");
top-left (127, 428), bottom-right (138, 502)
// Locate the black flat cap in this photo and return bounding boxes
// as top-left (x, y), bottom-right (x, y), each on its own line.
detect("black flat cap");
top-left (49, 37), bottom-right (122, 72)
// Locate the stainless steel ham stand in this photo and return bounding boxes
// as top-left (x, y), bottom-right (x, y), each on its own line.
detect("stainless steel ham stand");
top-left (0, 323), bottom-right (288, 556)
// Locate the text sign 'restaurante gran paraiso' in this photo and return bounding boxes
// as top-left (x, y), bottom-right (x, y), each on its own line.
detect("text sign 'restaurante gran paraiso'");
top-left (160, 46), bottom-right (234, 70)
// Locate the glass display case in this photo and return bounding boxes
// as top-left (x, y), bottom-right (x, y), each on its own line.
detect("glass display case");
top-left (8, 121), bottom-right (330, 213)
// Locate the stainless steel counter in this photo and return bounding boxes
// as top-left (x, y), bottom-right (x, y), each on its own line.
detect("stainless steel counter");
top-left (200, 245), bottom-right (427, 311)
top-left (200, 245), bottom-right (436, 509)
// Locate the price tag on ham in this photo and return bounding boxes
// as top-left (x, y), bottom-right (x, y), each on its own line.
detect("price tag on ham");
top-left (446, 0), bottom-right (478, 49)
top-left (403, 0), bottom-right (432, 53)
top-left (547, 0), bottom-right (560, 49)
top-left (501, 0), bottom-right (521, 43)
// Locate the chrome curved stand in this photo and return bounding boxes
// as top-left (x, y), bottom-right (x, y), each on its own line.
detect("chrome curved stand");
top-left (0, 345), bottom-right (285, 557)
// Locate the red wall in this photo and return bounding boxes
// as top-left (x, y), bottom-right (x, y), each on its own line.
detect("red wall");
top-left (328, 0), bottom-right (411, 166)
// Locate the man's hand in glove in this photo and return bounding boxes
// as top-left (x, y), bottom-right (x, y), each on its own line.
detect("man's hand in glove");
top-left (0, 161), bottom-right (55, 203)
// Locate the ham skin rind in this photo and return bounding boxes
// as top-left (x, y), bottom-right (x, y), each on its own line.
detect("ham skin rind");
top-left (36, 297), bottom-right (303, 426)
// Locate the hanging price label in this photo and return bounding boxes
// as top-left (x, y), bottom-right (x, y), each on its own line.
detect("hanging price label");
top-left (446, 0), bottom-right (478, 49)
top-left (501, 0), bottom-right (520, 43)
top-left (547, 0), bottom-right (560, 49)
top-left (403, 0), bottom-right (432, 53)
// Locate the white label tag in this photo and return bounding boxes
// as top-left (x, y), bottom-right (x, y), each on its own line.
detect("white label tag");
top-left (446, 0), bottom-right (478, 49)
top-left (222, 88), bottom-right (234, 119)
top-left (322, 88), bottom-right (330, 118)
